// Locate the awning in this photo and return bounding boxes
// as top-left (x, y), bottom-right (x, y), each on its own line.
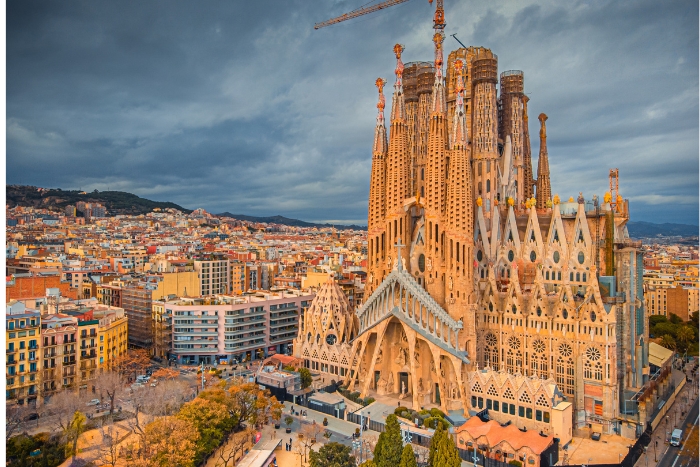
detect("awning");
top-left (649, 342), bottom-right (673, 368)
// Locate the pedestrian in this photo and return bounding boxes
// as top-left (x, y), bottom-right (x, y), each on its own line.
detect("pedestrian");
top-left (291, 405), bottom-right (294, 413)
top-left (290, 437), bottom-right (292, 445)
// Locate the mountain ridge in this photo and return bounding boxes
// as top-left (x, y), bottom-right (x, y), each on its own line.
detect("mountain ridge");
top-left (215, 212), bottom-right (366, 230)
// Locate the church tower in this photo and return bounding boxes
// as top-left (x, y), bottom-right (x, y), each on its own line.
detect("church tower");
top-left (499, 70), bottom-right (525, 205)
top-left (521, 95), bottom-right (535, 201)
top-left (424, 31), bottom-right (448, 305)
top-left (471, 51), bottom-right (499, 221)
top-left (367, 78), bottom-right (387, 295)
top-left (535, 113), bottom-right (551, 209)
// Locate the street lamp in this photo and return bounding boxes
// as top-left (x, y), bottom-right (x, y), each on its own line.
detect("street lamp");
top-left (654, 440), bottom-right (658, 462)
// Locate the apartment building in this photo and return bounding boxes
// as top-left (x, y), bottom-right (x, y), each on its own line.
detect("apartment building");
top-left (194, 257), bottom-right (230, 296)
top-left (6, 304), bottom-right (41, 407)
top-left (41, 314), bottom-right (79, 397)
top-left (158, 290), bottom-right (313, 365)
top-left (95, 308), bottom-right (129, 369)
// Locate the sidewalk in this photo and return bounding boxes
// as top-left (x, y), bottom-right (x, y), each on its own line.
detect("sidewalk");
top-left (281, 401), bottom-right (359, 437)
top-left (634, 364), bottom-right (698, 467)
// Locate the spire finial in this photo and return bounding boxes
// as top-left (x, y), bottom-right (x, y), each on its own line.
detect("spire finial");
top-left (539, 113), bottom-right (548, 140)
top-left (393, 44), bottom-right (405, 89)
top-left (390, 44), bottom-right (406, 122)
top-left (375, 78), bottom-right (386, 125)
top-left (450, 59), bottom-right (467, 148)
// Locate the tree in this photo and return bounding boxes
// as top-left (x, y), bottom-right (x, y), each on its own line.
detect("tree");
top-left (94, 417), bottom-right (124, 467)
top-left (677, 326), bottom-right (695, 350)
top-left (152, 367), bottom-right (180, 381)
top-left (67, 411), bottom-right (87, 462)
top-left (427, 423), bottom-right (460, 467)
top-left (6, 404), bottom-right (32, 440)
top-left (227, 382), bottom-right (283, 430)
top-left (299, 367), bottom-right (313, 389)
top-left (660, 334), bottom-right (677, 350)
top-left (177, 397), bottom-right (232, 463)
top-left (649, 315), bottom-right (669, 327)
top-left (669, 313), bottom-right (683, 325)
top-left (95, 370), bottom-right (125, 416)
top-left (359, 462), bottom-right (377, 467)
top-left (310, 442), bottom-right (356, 467)
top-left (400, 444), bottom-right (418, 467)
top-left (128, 416), bottom-right (200, 467)
top-left (213, 428), bottom-right (255, 467)
top-left (112, 349), bottom-right (150, 380)
top-left (298, 421), bottom-right (326, 464)
top-left (653, 322), bottom-right (678, 339)
top-left (373, 414), bottom-right (403, 467)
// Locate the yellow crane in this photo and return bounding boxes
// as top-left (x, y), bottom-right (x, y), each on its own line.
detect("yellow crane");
top-left (314, 0), bottom-right (445, 30)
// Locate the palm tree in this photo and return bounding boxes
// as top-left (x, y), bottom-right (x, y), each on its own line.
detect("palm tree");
top-left (676, 326), bottom-right (694, 351)
top-left (660, 334), bottom-right (676, 351)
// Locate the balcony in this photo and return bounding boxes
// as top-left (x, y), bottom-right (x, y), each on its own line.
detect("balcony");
top-left (63, 358), bottom-right (77, 365)
top-left (43, 352), bottom-right (58, 358)
top-left (80, 344), bottom-right (97, 350)
top-left (269, 334), bottom-right (297, 344)
top-left (269, 327), bottom-right (298, 337)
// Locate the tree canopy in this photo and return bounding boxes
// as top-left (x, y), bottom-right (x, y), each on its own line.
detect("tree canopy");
top-left (428, 423), bottom-right (461, 467)
top-left (373, 414), bottom-right (403, 467)
top-left (309, 442), bottom-right (356, 467)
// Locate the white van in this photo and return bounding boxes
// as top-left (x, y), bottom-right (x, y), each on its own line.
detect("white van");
top-left (670, 429), bottom-right (682, 447)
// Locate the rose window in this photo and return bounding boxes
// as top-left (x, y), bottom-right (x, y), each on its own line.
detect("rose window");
top-left (508, 336), bottom-right (521, 350)
top-left (586, 347), bottom-right (601, 361)
top-left (533, 340), bottom-right (546, 354)
top-left (559, 343), bottom-right (573, 357)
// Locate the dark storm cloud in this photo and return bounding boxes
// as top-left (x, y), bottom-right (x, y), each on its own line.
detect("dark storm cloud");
top-left (7, 0), bottom-right (698, 224)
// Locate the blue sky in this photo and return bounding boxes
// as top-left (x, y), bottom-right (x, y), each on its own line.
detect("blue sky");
top-left (6, 0), bottom-right (699, 225)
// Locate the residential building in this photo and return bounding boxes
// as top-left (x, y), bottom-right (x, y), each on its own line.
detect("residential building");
top-left (6, 303), bottom-right (41, 407)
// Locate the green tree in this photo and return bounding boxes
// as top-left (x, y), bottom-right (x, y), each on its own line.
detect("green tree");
top-left (309, 442), bottom-right (356, 467)
top-left (400, 444), bottom-right (418, 467)
top-left (177, 397), bottom-right (231, 463)
top-left (677, 326), bottom-right (695, 350)
top-left (669, 313), bottom-right (683, 325)
top-left (690, 311), bottom-right (698, 329)
top-left (660, 334), bottom-right (677, 351)
top-left (66, 411), bottom-right (86, 462)
top-left (653, 322), bottom-right (678, 339)
top-left (428, 423), bottom-right (460, 467)
top-left (359, 461), bottom-right (377, 467)
top-left (298, 367), bottom-right (313, 389)
top-left (373, 414), bottom-right (403, 467)
top-left (649, 315), bottom-right (668, 327)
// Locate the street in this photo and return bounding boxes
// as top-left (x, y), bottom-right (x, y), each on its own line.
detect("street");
top-left (655, 398), bottom-right (698, 467)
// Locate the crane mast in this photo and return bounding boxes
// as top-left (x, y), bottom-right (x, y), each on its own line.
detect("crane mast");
top-left (314, 0), bottom-right (410, 30)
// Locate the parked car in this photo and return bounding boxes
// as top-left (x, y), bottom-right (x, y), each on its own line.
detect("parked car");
top-left (131, 383), bottom-right (145, 390)
top-left (24, 413), bottom-right (39, 421)
top-left (86, 399), bottom-right (101, 406)
top-left (591, 432), bottom-right (602, 441)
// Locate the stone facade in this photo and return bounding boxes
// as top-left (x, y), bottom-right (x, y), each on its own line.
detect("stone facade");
top-left (313, 7), bottom-right (649, 438)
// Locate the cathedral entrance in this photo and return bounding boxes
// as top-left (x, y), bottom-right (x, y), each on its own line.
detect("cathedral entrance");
top-left (434, 383), bottom-right (441, 406)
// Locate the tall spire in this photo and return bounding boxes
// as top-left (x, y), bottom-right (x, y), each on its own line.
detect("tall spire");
top-left (369, 78), bottom-right (387, 232)
top-left (450, 59), bottom-right (467, 149)
top-left (390, 44), bottom-right (406, 122)
top-left (431, 33), bottom-right (446, 115)
top-left (372, 78), bottom-right (387, 154)
top-left (386, 44), bottom-right (410, 215)
top-left (535, 113), bottom-right (551, 209)
top-left (522, 95), bottom-right (535, 201)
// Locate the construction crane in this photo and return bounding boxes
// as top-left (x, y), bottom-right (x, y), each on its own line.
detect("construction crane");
top-left (314, 0), bottom-right (410, 30)
top-left (314, 0), bottom-right (443, 30)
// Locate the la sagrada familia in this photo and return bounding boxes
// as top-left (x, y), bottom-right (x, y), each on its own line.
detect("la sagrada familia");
top-left (295, 2), bottom-right (652, 439)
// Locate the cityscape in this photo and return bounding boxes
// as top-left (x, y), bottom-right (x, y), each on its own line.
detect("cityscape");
top-left (4, 2), bottom-right (699, 467)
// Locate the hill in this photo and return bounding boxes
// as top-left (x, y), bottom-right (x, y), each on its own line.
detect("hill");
top-left (216, 212), bottom-right (366, 230)
top-left (6, 185), bottom-right (191, 216)
top-left (627, 221), bottom-right (698, 238)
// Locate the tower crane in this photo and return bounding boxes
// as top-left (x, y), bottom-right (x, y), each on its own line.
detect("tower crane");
top-left (314, 0), bottom-right (444, 30)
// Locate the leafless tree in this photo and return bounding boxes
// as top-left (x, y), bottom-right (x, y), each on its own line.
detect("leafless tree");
top-left (414, 445), bottom-right (430, 464)
top-left (126, 379), bottom-right (190, 447)
top-left (6, 404), bottom-right (32, 440)
top-left (214, 428), bottom-right (256, 467)
top-left (95, 370), bottom-right (125, 416)
top-left (298, 421), bottom-right (326, 464)
top-left (93, 417), bottom-right (123, 467)
top-left (45, 390), bottom-right (88, 433)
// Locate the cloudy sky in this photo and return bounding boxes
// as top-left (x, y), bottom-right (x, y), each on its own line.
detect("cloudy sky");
top-left (7, 0), bottom-right (698, 225)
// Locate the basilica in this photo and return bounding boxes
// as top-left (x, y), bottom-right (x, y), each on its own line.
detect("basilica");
top-left (295, 4), bottom-right (655, 439)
